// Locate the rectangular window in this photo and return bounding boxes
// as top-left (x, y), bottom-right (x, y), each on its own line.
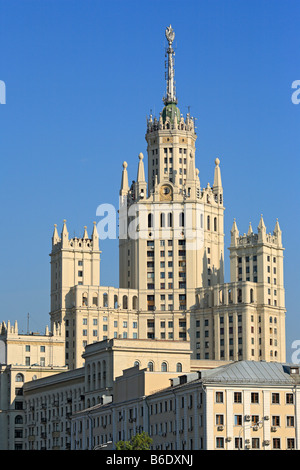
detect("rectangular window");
top-left (287, 416), bottom-right (294, 427)
top-left (272, 393), bottom-right (280, 404)
top-left (272, 416), bottom-right (280, 426)
top-left (287, 438), bottom-right (295, 449)
top-left (216, 437), bottom-right (224, 449)
top-left (216, 414), bottom-right (223, 425)
top-left (273, 438), bottom-right (281, 449)
top-left (234, 415), bottom-right (242, 426)
top-left (252, 415), bottom-right (259, 424)
top-left (252, 438), bottom-right (260, 449)
top-left (235, 438), bottom-right (242, 450)
top-left (251, 392), bottom-right (259, 404)
top-left (216, 392), bottom-right (223, 403)
top-left (286, 393), bottom-right (294, 404)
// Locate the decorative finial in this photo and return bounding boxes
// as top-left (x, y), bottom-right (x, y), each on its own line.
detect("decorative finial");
top-left (163, 25), bottom-right (177, 105)
top-left (165, 25), bottom-right (175, 45)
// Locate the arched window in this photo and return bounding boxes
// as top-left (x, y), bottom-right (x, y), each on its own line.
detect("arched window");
top-left (148, 361), bottom-right (154, 372)
top-left (160, 213), bottom-right (165, 228)
top-left (207, 215), bottom-right (210, 231)
top-left (114, 295), bottom-right (118, 309)
top-left (214, 217), bottom-right (217, 232)
top-left (15, 373), bottom-right (24, 382)
top-left (176, 363), bottom-right (182, 372)
top-left (134, 360), bottom-right (140, 368)
top-left (15, 415), bottom-right (23, 424)
top-left (103, 293), bottom-right (108, 307)
top-left (92, 293), bottom-right (98, 306)
top-left (250, 288), bottom-right (254, 303)
top-left (167, 213), bottom-right (172, 228)
top-left (161, 362), bottom-right (168, 372)
top-left (82, 293), bottom-right (88, 307)
top-left (122, 295), bottom-right (128, 309)
top-left (238, 288), bottom-right (242, 303)
top-left (132, 296), bottom-right (138, 310)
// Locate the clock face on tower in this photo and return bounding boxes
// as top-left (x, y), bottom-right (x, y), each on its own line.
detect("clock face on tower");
top-left (159, 184), bottom-right (173, 201)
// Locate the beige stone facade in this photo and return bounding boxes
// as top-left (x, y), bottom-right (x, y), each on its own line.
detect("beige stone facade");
top-left (72, 360), bottom-right (300, 451)
top-left (21, 338), bottom-right (207, 450)
top-left (0, 321), bottom-right (66, 450)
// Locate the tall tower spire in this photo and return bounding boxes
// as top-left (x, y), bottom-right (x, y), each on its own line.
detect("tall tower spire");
top-left (163, 25), bottom-right (177, 105)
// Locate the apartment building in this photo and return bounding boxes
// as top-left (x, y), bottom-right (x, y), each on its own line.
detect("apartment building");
top-left (71, 360), bottom-right (300, 451)
top-left (0, 320), bottom-right (66, 450)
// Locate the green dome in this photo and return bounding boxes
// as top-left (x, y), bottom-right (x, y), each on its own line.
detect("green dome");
top-left (162, 103), bottom-right (180, 124)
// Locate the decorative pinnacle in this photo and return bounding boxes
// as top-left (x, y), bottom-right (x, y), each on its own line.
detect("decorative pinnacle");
top-left (163, 25), bottom-right (177, 105)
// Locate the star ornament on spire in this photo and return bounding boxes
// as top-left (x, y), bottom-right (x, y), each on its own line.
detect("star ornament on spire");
top-left (165, 25), bottom-right (175, 45)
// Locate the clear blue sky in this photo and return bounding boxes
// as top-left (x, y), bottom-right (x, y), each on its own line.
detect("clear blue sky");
top-left (0, 0), bottom-right (299, 360)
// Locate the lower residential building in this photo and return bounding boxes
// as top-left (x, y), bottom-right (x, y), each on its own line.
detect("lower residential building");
top-left (22, 338), bottom-right (227, 450)
top-left (71, 359), bottom-right (300, 451)
top-left (0, 321), bottom-right (66, 450)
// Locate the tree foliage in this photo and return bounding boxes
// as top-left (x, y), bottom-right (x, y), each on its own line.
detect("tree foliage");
top-left (115, 432), bottom-right (152, 450)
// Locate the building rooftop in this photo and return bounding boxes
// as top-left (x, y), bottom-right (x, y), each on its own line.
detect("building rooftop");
top-left (200, 360), bottom-right (300, 385)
